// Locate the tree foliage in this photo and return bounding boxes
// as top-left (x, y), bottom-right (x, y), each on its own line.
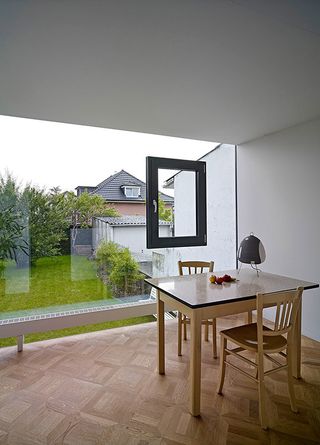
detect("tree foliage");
top-left (63, 191), bottom-right (119, 250)
top-left (64, 191), bottom-right (118, 228)
top-left (109, 248), bottom-right (142, 292)
top-left (0, 205), bottom-right (28, 262)
top-left (96, 241), bottom-right (121, 274)
top-left (22, 186), bottom-right (69, 261)
top-left (158, 194), bottom-right (173, 222)
top-left (0, 174), bottom-right (28, 262)
top-left (96, 241), bottom-right (143, 294)
top-left (0, 173), bottom-right (119, 264)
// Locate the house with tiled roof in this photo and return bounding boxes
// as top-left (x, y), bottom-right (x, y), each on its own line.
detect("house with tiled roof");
top-left (76, 170), bottom-right (174, 216)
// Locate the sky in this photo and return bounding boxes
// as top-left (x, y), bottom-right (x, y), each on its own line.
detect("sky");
top-left (0, 115), bottom-right (218, 193)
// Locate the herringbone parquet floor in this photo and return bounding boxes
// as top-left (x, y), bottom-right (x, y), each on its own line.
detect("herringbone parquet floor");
top-left (0, 316), bottom-right (319, 445)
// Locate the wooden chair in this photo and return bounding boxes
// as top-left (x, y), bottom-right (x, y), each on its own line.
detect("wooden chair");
top-left (217, 286), bottom-right (304, 430)
top-left (177, 260), bottom-right (217, 358)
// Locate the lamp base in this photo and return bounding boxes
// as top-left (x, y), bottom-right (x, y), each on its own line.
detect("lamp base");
top-left (237, 262), bottom-right (261, 276)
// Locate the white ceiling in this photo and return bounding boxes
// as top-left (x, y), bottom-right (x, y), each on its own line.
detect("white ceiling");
top-left (1, 0), bottom-right (320, 144)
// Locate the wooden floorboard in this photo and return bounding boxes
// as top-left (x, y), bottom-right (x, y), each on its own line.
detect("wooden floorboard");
top-left (0, 316), bottom-right (319, 444)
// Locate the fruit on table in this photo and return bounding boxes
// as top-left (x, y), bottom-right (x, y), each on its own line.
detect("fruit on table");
top-left (209, 274), bottom-right (237, 284)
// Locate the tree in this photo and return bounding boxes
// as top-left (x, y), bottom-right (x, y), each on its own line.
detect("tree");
top-left (64, 192), bottom-right (119, 250)
top-left (0, 173), bottom-right (28, 264)
top-left (0, 205), bottom-right (28, 262)
top-left (0, 173), bottom-right (119, 264)
top-left (158, 194), bottom-right (173, 222)
top-left (22, 186), bottom-right (69, 261)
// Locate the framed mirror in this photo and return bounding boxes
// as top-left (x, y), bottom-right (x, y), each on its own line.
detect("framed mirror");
top-left (146, 156), bottom-right (207, 248)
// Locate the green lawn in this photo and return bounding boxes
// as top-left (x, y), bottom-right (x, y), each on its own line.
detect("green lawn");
top-left (0, 255), bottom-right (155, 347)
top-left (0, 255), bottom-right (112, 313)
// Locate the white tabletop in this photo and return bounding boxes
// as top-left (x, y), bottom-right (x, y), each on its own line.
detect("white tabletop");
top-left (145, 269), bottom-right (318, 308)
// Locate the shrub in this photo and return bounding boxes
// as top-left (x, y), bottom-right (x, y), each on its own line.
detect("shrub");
top-left (109, 247), bottom-right (143, 293)
top-left (96, 241), bottom-right (143, 295)
top-left (96, 241), bottom-right (121, 274)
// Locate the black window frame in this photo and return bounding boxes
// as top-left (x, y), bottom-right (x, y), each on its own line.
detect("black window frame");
top-left (146, 156), bottom-right (207, 248)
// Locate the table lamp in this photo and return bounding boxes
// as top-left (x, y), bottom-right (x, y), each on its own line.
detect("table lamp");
top-left (237, 233), bottom-right (266, 275)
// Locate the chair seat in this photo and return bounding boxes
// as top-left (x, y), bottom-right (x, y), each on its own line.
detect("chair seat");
top-left (220, 323), bottom-right (287, 352)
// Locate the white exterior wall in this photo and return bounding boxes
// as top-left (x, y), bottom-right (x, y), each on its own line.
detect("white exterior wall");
top-left (113, 226), bottom-right (145, 253)
top-left (113, 225), bottom-right (170, 254)
top-left (93, 218), bottom-right (170, 258)
top-left (174, 171), bottom-right (196, 237)
top-left (238, 118), bottom-right (320, 341)
top-left (152, 145), bottom-right (236, 277)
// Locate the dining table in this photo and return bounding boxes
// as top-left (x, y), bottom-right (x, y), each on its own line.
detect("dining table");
top-left (145, 268), bottom-right (318, 416)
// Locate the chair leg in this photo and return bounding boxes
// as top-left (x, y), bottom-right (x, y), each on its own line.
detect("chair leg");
top-left (183, 315), bottom-right (187, 340)
top-left (257, 353), bottom-right (268, 430)
top-left (287, 346), bottom-right (298, 413)
top-left (212, 318), bottom-right (217, 359)
top-left (247, 310), bottom-right (253, 324)
top-left (204, 320), bottom-right (209, 341)
top-left (217, 335), bottom-right (227, 394)
top-left (178, 312), bottom-right (182, 356)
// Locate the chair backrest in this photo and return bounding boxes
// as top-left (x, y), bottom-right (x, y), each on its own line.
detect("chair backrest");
top-left (256, 287), bottom-right (303, 344)
top-left (178, 260), bottom-right (214, 275)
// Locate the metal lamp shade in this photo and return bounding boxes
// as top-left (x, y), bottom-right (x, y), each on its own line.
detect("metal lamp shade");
top-left (238, 234), bottom-right (266, 265)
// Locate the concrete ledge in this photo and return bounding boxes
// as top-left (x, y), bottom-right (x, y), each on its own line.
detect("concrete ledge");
top-left (0, 301), bottom-right (157, 350)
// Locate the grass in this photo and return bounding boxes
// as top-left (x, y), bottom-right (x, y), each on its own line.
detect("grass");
top-left (0, 255), bottom-right (112, 313)
top-left (0, 255), bottom-right (154, 348)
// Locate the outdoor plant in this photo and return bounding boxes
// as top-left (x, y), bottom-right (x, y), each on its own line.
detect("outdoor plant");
top-left (64, 191), bottom-right (119, 251)
top-left (0, 174), bottom-right (29, 266)
top-left (96, 241), bottom-right (143, 295)
top-left (0, 204), bottom-right (28, 262)
top-left (96, 241), bottom-right (121, 274)
top-left (109, 247), bottom-right (143, 294)
top-left (158, 194), bottom-right (173, 222)
top-left (0, 173), bottom-right (119, 265)
top-left (22, 185), bottom-right (69, 262)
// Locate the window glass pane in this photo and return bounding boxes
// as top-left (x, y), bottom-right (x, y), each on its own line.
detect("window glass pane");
top-left (157, 169), bottom-right (196, 238)
top-left (0, 162), bottom-right (154, 335)
top-left (124, 187), bottom-right (140, 198)
top-left (171, 170), bottom-right (196, 237)
top-left (2, 115), bottom-right (236, 348)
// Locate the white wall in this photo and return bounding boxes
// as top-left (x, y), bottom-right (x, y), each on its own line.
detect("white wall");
top-left (113, 226), bottom-right (144, 253)
top-left (152, 145), bottom-right (236, 277)
top-left (113, 225), bottom-right (169, 254)
top-left (238, 118), bottom-right (320, 341)
top-left (174, 171), bottom-right (196, 237)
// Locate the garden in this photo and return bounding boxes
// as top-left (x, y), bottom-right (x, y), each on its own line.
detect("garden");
top-left (0, 174), bottom-right (154, 347)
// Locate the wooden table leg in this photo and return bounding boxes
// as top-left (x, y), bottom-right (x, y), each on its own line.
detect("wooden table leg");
top-left (292, 299), bottom-right (302, 379)
top-left (190, 309), bottom-right (202, 416)
top-left (157, 291), bottom-right (165, 375)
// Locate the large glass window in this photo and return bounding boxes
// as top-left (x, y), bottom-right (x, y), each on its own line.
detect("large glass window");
top-left (1, 115), bottom-right (223, 347)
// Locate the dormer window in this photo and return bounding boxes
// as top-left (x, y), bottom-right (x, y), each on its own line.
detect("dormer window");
top-left (122, 186), bottom-right (140, 198)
